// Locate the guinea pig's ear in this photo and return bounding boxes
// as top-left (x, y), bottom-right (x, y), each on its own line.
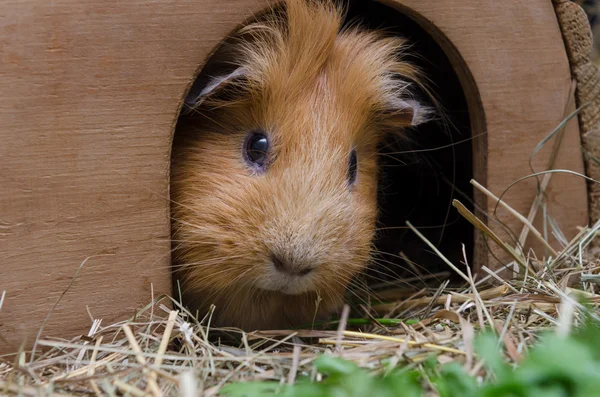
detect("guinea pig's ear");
top-left (382, 97), bottom-right (433, 128)
top-left (183, 66), bottom-right (247, 111)
top-left (182, 33), bottom-right (252, 113)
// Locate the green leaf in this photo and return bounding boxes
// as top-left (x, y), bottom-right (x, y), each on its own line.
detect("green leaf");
top-left (220, 381), bottom-right (284, 397)
top-left (314, 355), bottom-right (360, 377)
top-left (475, 332), bottom-right (510, 382)
top-left (434, 363), bottom-right (478, 397)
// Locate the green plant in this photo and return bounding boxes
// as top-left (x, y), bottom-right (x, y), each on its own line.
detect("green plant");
top-left (221, 355), bottom-right (422, 397)
top-left (221, 317), bottom-right (600, 397)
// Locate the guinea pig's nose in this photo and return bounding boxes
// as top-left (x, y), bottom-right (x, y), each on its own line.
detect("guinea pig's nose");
top-left (271, 254), bottom-right (314, 276)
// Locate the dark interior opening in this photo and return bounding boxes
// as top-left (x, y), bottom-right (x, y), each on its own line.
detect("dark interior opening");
top-left (341, 1), bottom-right (475, 291)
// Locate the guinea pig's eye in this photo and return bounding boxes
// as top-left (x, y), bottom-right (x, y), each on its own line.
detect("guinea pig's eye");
top-left (244, 131), bottom-right (269, 170)
top-left (347, 149), bottom-right (358, 186)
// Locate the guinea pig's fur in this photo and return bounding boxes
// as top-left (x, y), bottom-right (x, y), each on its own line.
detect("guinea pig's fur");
top-left (170, 0), bottom-right (431, 330)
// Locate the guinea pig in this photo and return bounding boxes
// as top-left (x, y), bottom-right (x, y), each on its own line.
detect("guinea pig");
top-left (170, 0), bottom-right (432, 330)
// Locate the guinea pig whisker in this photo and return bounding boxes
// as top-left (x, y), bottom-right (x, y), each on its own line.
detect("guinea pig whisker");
top-left (360, 271), bottom-right (424, 292)
top-left (355, 267), bottom-right (400, 284)
top-left (354, 269), bottom-right (424, 292)
top-left (370, 250), bottom-right (426, 273)
top-left (376, 153), bottom-right (409, 165)
top-left (168, 244), bottom-right (222, 258)
top-left (177, 270), bottom-right (246, 294)
top-left (371, 250), bottom-right (441, 279)
top-left (364, 257), bottom-right (410, 280)
top-left (381, 133), bottom-right (485, 156)
top-left (169, 238), bottom-right (221, 244)
top-left (171, 217), bottom-right (212, 231)
top-left (245, 277), bottom-right (263, 304)
top-left (374, 222), bottom-right (457, 231)
top-left (172, 255), bottom-right (245, 270)
top-left (186, 273), bottom-right (254, 314)
top-left (320, 288), bottom-right (342, 314)
top-left (167, 198), bottom-right (219, 224)
top-left (176, 262), bottom-right (243, 275)
top-left (184, 267), bottom-right (240, 285)
top-left (219, 268), bottom-right (256, 313)
top-left (345, 279), bottom-right (376, 300)
top-left (366, 258), bottom-right (429, 289)
top-left (180, 107), bottom-right (232, 131)
top-left (378, 162), bottom-right (421, 169)
top-left (368, 258), bottom-right (430, 286)
top-left (315, 284), bottom-right (336, 310)
top-left (328, 278), bottom-right (373, 310)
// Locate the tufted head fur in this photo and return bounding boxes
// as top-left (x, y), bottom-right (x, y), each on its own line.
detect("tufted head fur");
top-left (170, 0), bottom-right (432, 330)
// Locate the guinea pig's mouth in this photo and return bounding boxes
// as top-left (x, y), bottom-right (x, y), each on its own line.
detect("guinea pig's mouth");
top-left (255, 273), bottom-right (317, 295)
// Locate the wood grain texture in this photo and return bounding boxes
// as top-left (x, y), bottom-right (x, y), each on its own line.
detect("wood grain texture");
top-left (0, 0), bottom-right (589, 352)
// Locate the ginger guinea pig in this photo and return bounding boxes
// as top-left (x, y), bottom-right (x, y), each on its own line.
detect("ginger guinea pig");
top-left (170, 0), bottom-right (431, 330)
